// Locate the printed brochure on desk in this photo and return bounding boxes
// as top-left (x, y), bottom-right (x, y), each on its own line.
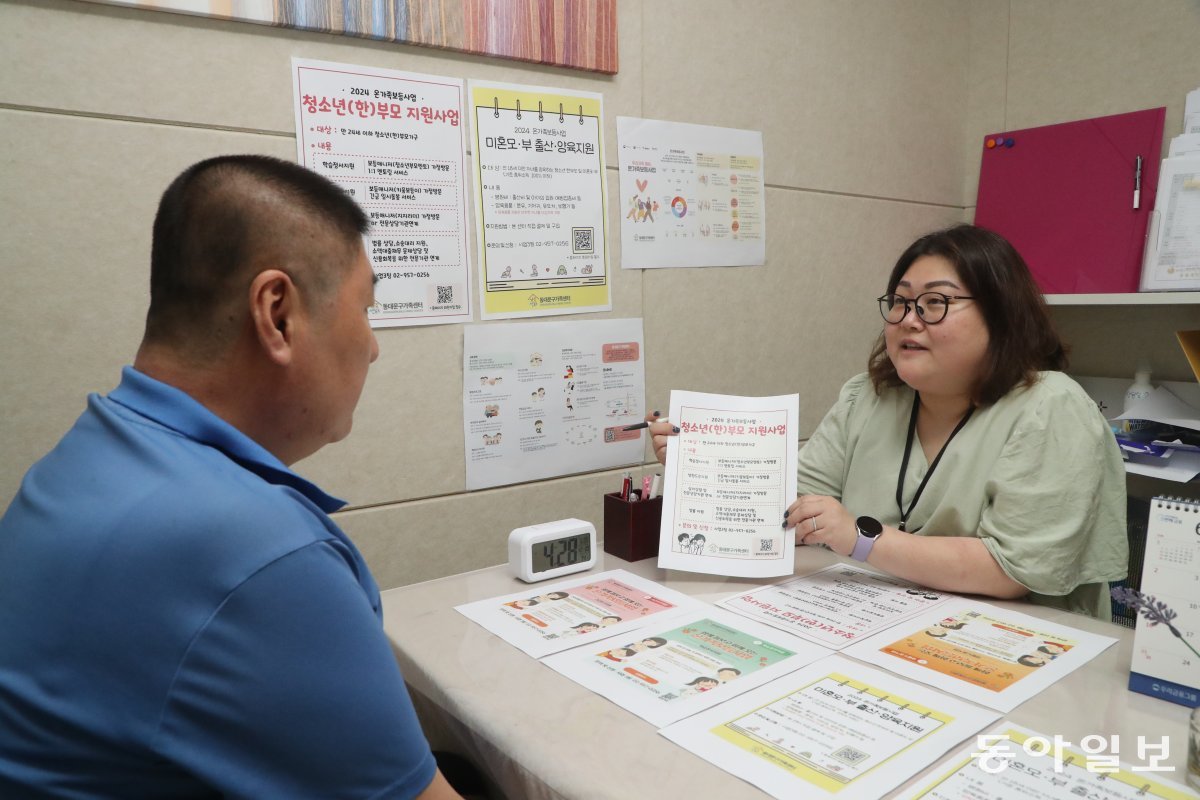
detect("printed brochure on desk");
top-left (842, 599), bottom-right (1117, 712)
top-left (905, 723), bottom-right (1198, 800)
top-left (541, 608), bottom-right (829, 727)
top-left (455, 569), bottom-right (703, 658)
top-left (717, 563), bottom-right (952, 650)
top-left (659, 655), bottom-right (999, 800)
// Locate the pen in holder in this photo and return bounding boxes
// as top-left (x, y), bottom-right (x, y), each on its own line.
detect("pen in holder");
top-left (603, 491), bottom-right (663, 562)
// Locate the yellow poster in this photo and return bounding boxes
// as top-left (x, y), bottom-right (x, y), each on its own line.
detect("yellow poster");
top-left (711, 672), bottom-right (953, 793)
top-left (910, 724), bottom-right (1197, 800)
top-left (468, 80), bottom-right (610, 319)
top-left (658, 656), bottom-right (1000, 800)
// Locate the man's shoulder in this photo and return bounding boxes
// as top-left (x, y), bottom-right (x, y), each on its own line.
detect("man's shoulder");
top-left (10, 390), bottom-right (343, 570)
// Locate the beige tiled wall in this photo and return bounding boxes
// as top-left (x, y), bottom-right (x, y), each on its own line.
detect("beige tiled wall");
top-left (2, 0), bottom-right (1197, 589)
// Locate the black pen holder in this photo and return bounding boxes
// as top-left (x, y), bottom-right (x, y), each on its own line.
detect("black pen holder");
top-left (603, 491), bottom-right (663, 562)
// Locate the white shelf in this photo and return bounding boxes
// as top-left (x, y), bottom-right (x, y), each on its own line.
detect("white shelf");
top-left (1044, 291), bottom-right (1200, 305)
top-left (1124, 461), bottom-right (1199, 483)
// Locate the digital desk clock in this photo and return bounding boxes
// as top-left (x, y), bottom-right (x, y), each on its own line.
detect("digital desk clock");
top-left (507, 519), bottom-right (597, 582)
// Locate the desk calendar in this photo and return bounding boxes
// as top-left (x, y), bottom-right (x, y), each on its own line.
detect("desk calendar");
top-left (1129, 496), bottom-right (1200, 707)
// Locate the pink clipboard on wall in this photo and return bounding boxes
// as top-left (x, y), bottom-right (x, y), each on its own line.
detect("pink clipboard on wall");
top-left (975, 107), bottom-right (1166, 294)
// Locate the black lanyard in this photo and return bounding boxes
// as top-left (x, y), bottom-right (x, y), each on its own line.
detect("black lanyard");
top-left (895, 392), bottom-right (974, 532)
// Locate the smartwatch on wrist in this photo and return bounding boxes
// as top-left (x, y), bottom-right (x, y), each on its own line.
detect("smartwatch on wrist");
top-left (850, 515), bottom-right (883, 561)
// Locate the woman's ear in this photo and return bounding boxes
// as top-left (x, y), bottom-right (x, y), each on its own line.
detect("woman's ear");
top-left (248, 269), bottom-right (298, 366)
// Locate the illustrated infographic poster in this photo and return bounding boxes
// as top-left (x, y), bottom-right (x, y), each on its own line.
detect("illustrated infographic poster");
top-left (463, 318), bottom-right (644, 490)
top-left (618, 116), bottom-right (766, 269)
top-left (844, 600), bottom-right (1118, 712)
top-left (542, 608), bottom-right (829, 728)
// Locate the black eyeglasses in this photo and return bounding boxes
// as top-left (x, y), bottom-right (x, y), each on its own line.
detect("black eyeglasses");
top-left (877, 292), bottom-right (975, 325)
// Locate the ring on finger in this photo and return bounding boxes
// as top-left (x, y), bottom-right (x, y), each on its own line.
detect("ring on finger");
top-left (810, 517), bottom-right (818, 533)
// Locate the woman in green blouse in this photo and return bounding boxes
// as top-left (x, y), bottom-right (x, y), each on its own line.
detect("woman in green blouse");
top-left (648, 224), bottom-right (1127, 618)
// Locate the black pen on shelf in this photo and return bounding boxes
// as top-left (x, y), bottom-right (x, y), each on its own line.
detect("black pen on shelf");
top-left (1133, 155), bottom-right (1143, 210)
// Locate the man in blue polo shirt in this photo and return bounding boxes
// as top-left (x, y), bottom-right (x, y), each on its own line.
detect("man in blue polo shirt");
top-left (0, 156), bottom-right (462, 799)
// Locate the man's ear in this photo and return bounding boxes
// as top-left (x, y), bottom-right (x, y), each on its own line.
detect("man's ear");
top-left (248, 269), bottom-right (299, 366)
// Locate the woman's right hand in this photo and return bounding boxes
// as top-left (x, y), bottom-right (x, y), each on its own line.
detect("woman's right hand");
top-left (643, 410), bottom-right (679, 466)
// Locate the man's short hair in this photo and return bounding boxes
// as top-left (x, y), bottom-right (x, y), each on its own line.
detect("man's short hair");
top-left (144, 155), bottom-right (369, 357)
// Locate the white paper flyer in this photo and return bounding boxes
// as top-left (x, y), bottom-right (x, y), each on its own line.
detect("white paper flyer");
top-left (904, 723), bottom-right (1196, 800)
top-left (657, 390), bottom-right (799, 578)
top-left (842, 599), bottom-right (1117, 712)
top-left (718, 563), bottom-right (953, 650)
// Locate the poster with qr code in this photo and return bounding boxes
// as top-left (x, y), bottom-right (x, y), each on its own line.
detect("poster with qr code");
top-left (468, 80), bottom-right (611, 319)
top-left (292, 58), bottom-right (472, 327)
top-left (659, 655), bottom-right (998, 800)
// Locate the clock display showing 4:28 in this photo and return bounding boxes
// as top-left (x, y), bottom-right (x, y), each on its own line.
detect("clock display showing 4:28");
top-left (532, 533), bottom-right (593, 574)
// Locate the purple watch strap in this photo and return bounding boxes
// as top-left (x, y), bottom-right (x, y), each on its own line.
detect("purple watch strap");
top-left (850, 530), bottom-right (878, 561)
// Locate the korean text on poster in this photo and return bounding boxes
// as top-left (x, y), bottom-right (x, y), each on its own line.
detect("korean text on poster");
top-left (657, 391), bottom-right (799, 578)
top-left (470, 80), bottom-right (610, 319)
top-left (293, 57), bottom-right (471, 326)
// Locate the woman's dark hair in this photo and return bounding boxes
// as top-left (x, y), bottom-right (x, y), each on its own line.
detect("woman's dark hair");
top-left (867, 224), bottom-right (1068, 405)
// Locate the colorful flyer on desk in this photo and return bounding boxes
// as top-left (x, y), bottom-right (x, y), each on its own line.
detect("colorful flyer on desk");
top-left (904, 723), bottom-right (1197, 799)
top-left (454, 569), bottom-right (704, 659)
top-left (657, 390), bottom-right (799, 578)
top-left (659, 655), bottom-right (999, 800)
top-left (717, 563), bottom-right (953, 650)
top-left (541, 608), bottom-right (830, 728)
top-left (842, 600), bottom-right (1117, 712)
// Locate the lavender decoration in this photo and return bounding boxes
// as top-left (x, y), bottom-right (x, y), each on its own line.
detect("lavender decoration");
top-left (1112, 586), bottom-right (1200, 660)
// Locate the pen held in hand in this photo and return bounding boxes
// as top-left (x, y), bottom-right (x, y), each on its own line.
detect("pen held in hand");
top-left (621, 418), bottom-right (670, 432)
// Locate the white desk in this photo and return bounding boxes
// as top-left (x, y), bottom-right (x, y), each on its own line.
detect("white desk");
top-left (381, 549), bottom-right (1195, 800)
